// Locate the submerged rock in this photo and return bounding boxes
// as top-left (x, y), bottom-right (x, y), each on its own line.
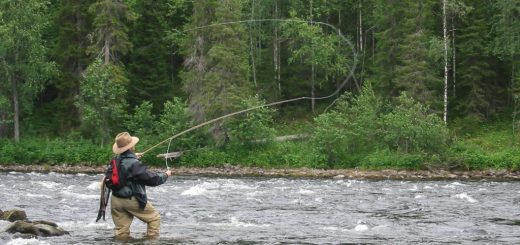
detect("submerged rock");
top-left (1, 209), bottom-right (27, 222)
top-left (4, 220), bottom-right (69, 237)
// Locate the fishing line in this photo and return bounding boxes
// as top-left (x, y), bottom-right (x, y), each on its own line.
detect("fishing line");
top-left (165, 137), bottom-right (173, 170)
top-left (142, 18), bottom-right (358, 157)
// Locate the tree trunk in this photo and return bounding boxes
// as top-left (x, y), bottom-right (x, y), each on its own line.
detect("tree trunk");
top-left (359, 0), bottom-right (363, 53)
top-left (512, 58), bottom-right (517, 136)
top-left (452, 16), bottom-right (456, 97)
top-left (311, 63), bottom-right (316, 113)
top-left (273, 0), bottom-right (280, 98)
top-left (311, 0), bottom-right (315, 113)
top-left (104, 35), bottom-right (110, 65)
top-left (249, 0), bottom-right (257, 89)
top-left (442, 0), bottom-right (448, 124)
top-left (11, 76), bottom-right (20, 142)
top-left (75, 11), bottom-right (85, 123)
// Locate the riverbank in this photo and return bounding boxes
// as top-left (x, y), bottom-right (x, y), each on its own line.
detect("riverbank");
top-left (0, 164), bottom-right (519, 180)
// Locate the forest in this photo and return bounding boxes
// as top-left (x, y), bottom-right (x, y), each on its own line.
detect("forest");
top-left (0, 0), bottom-right (519, 170)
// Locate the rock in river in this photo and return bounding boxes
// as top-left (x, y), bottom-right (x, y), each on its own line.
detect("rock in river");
top-left (4, 220), bottom-right (69, 237)
top-left (1, 209), bottom-right (27, 222)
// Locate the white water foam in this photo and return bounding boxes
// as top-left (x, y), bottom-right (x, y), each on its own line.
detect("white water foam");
top-left (181, 185), bottom-right (210, 196)
top-left (453, 193), bottom-right (478, 203)
top-left (6, 238), bottom-right (50, 245)
top-left (221, 180), bottom-right (257, 191)
top-left (60, 190), bottom-right (98, 200)
top-left (210, 217), bottom-right (270, 228)
top-left (451, 182), bottom-right (466, 186)
top-left (408, 184), bottom-right (418, 191)
top-left (86, 181), bottom-right (100, 191)
top-left (322, 226), bottom-right (339, 231)
top-left (354, 224), bottom-right (369, 232)
top-left (58, 220), bottom-right (114, 230)
top-left (353, 220), bottom-right (369, 232)
top-left (443, 182), bottom-right (467, 189)
top-left (26, 193), bottom-right (52, 199)
top-left (298, 189), bottom-right (315, 195)
top-left (32, 181), bottom-right (59, 189)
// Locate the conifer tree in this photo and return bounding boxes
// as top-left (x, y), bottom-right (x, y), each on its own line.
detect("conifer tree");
top-left (371, 0), bottom-right (441, 108)
top-left (491, 0), bottom-right (520, 133)
top-left (77, 0), bottom-right (135, 143)
top-left (49, 0), bottom-right (94, 131)
top-left (126, 0), bottom-right (190, 112)
top-left (182, 0), bottom-right (252, 144)
top-left (455, 0), bottom-right (501, 119)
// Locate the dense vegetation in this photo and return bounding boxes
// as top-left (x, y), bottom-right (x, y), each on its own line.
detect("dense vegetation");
top-left (0, 0), bottom-right (519, 170)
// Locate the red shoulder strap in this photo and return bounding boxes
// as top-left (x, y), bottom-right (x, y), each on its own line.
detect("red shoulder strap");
top-left (111, 158), bottom-right (119, 185)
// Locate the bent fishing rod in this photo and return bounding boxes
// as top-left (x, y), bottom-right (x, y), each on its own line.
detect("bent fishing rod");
top-left (141, 18), bottom-right (358, 156)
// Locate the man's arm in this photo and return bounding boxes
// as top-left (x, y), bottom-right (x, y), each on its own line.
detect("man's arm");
top-left (131, 161), bottom-right (171, 186)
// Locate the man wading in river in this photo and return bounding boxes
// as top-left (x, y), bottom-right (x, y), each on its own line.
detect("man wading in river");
top-left (109, 132), bottom-right (172, 239)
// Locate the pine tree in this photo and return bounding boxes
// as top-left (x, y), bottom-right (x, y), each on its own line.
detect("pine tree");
top-left (126, 0), bottom-right (190, 112)
top-left (88, 0), bottom-right (136, 65)
top-left (182, 0), bottom-right (252, 144)
top-left (371, 0), bottom-right (441, 108)
top-left (455, 0), bottom-right (502, 119)
top-left (491, 0), bottom-right (520, 134)
top-left (48, 0), bottom-right (94, 132)
top-left (77, 0), bottom-right (135, 143)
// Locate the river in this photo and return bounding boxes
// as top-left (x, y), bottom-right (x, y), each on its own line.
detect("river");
top-left (1, 171), bottom-right (520, 244)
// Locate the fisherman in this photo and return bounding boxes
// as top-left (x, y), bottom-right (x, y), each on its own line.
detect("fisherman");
top-left (109, 132), bottom-right (172, 239)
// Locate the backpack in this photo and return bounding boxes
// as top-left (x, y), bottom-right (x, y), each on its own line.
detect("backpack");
top-left (104, 156), bottom-right (127, 191)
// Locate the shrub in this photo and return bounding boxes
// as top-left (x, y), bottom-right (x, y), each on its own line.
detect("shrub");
top-left (311, 83), bottom-right (382, 166)
top-left (227, 95), bottom-right (276, 147)
top-left (380, 93), bottom-right (449, 154)
top-left (156, 97), bottom-right (203, 150)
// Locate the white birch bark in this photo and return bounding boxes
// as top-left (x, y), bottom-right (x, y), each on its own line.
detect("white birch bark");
top-left (249, 0), bottom-right (257, 88)
top-left (443, 0), bottom-right (448, 124)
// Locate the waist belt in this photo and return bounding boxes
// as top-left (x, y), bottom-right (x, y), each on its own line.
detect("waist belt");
top-left (113, 194), bottom-right (133, 200)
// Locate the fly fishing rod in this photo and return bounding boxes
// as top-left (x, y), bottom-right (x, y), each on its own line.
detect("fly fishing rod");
top-left (141, 18), bottom-right (358, 156)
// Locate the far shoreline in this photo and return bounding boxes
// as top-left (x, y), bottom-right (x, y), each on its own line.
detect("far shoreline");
top-left (1, 164), bottom-right (520, 181)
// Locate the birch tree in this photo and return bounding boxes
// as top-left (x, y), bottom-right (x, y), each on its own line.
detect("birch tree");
top-left (0, 0), bottom-right (55, 141)
top-left (443, 0), bottom-right (448, 123)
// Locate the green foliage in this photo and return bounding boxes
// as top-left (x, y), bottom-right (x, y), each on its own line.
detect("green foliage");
top-left (360, 149), bottom-right (424, 170)
top-left (454, 0), bottom-right (501, 119)
top-left (125, 101), bottom-right (156, 142)
top-left (381, 93), bottom-right (449, 154)
top-left (312, 83), bottom-right (382, 166)
top-left (227, 96), bottom-right (276, 146)
top-left (3, 0), bottom-right (520, 173)
top-left (281, 16), bottom-right (350, 84)
top-left (0, 135), bottom-right (109, 165)
top-left (312, 84), bottom-right (448, 168)
top-left (76, 59), bottom-right (128, 144)
top-left (88, 0), bottom-right (136, 62)
top-left (126, 0), bottom-right (187, 111)
top-left (156, 97), bottom-right (201, 149)
top-left (0, 0), bottom-right (57, 139)
top-left (371, 0), bottom-right (441, 106)
top-left (46, 0), bottom-right (94, 134)
top-left (181, 0), bottom-right (253, 144)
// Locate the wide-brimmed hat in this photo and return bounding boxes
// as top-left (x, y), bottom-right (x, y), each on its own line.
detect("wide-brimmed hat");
top-left (112, 132), bottom-right (139, 154)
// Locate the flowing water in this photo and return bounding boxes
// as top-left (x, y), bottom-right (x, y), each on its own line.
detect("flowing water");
top-left (1, 171), bottom-right (520, 244)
